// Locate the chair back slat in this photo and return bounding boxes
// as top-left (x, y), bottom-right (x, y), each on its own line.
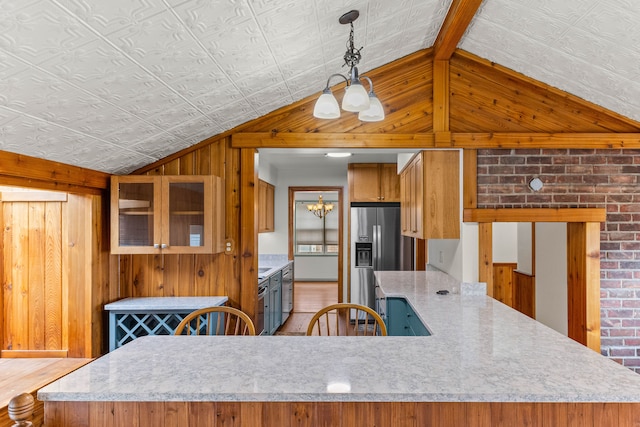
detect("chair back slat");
top-left (175, 306), bottom-right (256, 336)
top-left (306, 303), bottom-right (387, 336)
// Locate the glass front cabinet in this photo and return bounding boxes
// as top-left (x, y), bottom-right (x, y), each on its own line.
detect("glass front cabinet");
top-left (111, 175), bottom-right (224, 254)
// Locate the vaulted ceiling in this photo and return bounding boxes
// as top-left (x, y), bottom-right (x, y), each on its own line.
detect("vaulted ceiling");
top-left (0, 0), bottom-right (638, 174)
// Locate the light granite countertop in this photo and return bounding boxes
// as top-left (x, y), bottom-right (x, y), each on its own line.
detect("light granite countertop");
top-left (104, 296), bottom-right (228, 311)
top-left (39, 270), bottom-right (640, 403)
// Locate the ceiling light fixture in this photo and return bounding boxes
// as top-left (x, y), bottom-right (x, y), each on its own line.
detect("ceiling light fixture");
top-left (307, 195), bottom-right (334, 219)
top-left (313, 10), bottom-right (385, 122)
top-left (326, 152), bottom-right (352, 158)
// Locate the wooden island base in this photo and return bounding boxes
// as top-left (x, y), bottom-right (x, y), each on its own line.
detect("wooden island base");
top-left (44, 401), bottom-right (640, 426)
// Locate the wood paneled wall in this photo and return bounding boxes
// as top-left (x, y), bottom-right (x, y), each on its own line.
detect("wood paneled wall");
top-left (44, 400), bottom-right (640, 427)
top-left (117, 138), bottom-right (242, 308)
top-left (514, 270), bottom-right (535, 318)
top-left (449, 51), bottom-right (640, 133)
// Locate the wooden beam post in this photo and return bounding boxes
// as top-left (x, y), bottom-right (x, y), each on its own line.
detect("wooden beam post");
top-left (433, 0), bottom-right (485, 60)
top-left (567, 222), bottom-right (601, 352)
top-left (479, 223), bottom-right (493, 297)
top-left (240, 149), bottom-right (258, 320)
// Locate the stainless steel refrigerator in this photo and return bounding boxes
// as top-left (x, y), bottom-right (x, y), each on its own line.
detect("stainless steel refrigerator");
top-left (350, 203), bottom-right (413, 310)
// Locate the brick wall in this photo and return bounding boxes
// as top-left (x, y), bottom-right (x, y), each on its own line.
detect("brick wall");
top-left (477, 148), bottom-right (640, 372)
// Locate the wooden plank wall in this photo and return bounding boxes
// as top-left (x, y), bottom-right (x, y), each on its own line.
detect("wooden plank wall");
top-left (43, 401), bottom-right (640, 427)
top-left (513, 271), bottom-right (535, 318)
top-left (492, 263), bottom-right (516, 307)
top-left (117, 138), bottom-right (242, 308)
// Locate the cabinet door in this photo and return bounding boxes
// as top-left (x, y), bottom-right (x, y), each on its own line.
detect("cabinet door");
top-left (258, 180), bottom-right (275, 233)
top-left (111, 176), bottom-right (162, 254)
top-left (162, 176), bottom-right (213, 254)
top-left (348, 164), bottom-right (381, 202)
top-left (422, 151), bottom-right (459, 239)
top-left (379, 164), bottom-right (401, 202)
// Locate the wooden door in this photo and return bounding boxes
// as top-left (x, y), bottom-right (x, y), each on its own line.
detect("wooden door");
top-left (2, 191), bottom-right (67, 357)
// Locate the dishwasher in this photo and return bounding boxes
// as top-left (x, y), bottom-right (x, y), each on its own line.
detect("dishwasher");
top-left (281, 262), bottom-right (293, 323)
top-left (257, 278), bottom-right (269, 335)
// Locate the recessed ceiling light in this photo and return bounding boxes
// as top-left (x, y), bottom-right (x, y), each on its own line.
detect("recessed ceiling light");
top-left (325, 152), bottom-right (352, 158)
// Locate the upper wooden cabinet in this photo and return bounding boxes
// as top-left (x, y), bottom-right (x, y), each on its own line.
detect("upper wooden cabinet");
top-left (348, 163), bottom-right (401, 202)
top-left (111, 175), bottom-right (224, 254)
top-left (400, 150), bottom-right (460, 239)
top-left (258, 179), bottom-right (275, 233)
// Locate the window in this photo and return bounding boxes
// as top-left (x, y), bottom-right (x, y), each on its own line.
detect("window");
top-left (294, 199), bottom-right (338, 255)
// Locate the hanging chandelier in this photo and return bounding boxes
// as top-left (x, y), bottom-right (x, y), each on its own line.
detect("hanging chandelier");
top-left (307, 195), bottom-right (334, 219)
top-left (312, 10), bottom-right (385, 122)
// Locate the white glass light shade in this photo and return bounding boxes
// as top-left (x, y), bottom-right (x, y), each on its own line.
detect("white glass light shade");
top-left (358, 94), bottom-right (385, 122)
top-left (313, 91), bottom-right (341, 119)
top-left (341, 82), bottom-right (370, 112)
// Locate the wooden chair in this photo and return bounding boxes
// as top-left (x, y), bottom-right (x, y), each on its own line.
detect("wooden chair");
top-left (174, 306), bottom-right (256, 336)
top-left (306, 303), bottom-right (387, 336)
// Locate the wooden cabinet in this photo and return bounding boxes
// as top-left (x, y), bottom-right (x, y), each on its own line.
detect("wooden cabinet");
top-left (400, 150), bottom-right (459, 239)
top-left (348, 163), bottom-right (401, 202)
top-left (258, 179), bottom-right (275, 232)
top-left (111, 175), bottom-right (224, 254)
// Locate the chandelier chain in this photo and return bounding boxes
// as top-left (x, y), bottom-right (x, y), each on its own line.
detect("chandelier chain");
top-left (343, 22), bottom-right (363, 69)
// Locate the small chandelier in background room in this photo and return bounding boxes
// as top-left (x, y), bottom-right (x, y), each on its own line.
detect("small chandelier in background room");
top-left (307, 195), bottom-right (334, 219)
top-left (313, 10), bottom-right (385, 122)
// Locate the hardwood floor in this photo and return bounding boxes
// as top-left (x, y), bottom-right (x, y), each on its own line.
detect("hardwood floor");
top-left (277, 281), bottom-right (338, 335)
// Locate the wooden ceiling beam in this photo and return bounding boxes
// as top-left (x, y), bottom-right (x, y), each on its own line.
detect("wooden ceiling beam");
top-left (464, 208), bottom-right (606, 223)
top-left (0, 151), bottom-right (109, 190)
top-left (433, 0), bottom-right (485, 60)
top-left (231, 133), bottom-right (435, 149)
top-left (232, 131), bottom-right (640, 149)
top-left (448, 132), bottom-right (640, 148)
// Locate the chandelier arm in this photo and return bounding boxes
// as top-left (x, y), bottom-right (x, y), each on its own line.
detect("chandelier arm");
top-left (360, 75), bottom-right (375, 94)
top-left (323, 73), bottom-right (350, 90)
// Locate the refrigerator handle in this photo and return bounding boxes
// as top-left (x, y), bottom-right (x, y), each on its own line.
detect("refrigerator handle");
top-left (374, 225), bottom-right (382, 269)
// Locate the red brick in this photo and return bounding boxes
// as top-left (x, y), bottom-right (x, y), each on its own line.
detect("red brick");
top-left (569, 149), bottom-right (596, 155)
top-left (610, 348), bottom-right (636, 357)
top-left (581, 155), bottom-right (607, 164)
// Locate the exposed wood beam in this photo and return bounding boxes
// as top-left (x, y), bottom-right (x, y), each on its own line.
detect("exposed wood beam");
top-left (232, 132), bottom-right (640, 150)
top-left (231, 133), bottom-right (435, 149)
top-left (433, 0), bottom-right (485, 60)
top-left (464, 208), bottom-right (606, 223)
top-left (0, 151), bottom-right (109, 190)
top-left (450, 133), bottom-right (640, 148)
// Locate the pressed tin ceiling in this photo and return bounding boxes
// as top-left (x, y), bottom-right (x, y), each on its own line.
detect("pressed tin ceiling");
top-left (0, 0), bottom-right (638, 174)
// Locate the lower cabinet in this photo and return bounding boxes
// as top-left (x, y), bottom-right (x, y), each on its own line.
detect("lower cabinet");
top-left (384, 297), bottom-right (431, 336)
top-left (268, 271), bottom-right (282, 335)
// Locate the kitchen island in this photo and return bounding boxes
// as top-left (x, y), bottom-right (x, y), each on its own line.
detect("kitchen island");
top-left (39, 271), bottom-right (640, 426)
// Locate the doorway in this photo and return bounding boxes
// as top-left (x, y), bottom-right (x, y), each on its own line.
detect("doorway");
top-left (288, 186), bottom-right (343, 303)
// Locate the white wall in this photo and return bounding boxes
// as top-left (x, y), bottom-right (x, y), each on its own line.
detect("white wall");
top-left (492, 222), bottom-right (518, 263)
top-left (517, 223), bottom-right (533, 274)
top-left (535, 223), bottom-right (568, 336)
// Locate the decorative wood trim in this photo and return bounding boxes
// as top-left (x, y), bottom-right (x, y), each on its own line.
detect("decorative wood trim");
top-left (0, 151), bottom-right (109, 190)
top-left (231, 133), bottom-right (435, 149)
top-left (433, 0), bottom-right (485, 60)
top-left (464, 208), bottom-right (606, 223)
top-left (450, 132), bottom-right (640, 148)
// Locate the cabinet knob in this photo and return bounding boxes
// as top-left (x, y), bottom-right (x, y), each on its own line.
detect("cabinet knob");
top-left (380, 196), bottom-right (384, 200)
top-left (154, 243), bottom-right (160, 249)
top-left (161, 243), bottom-right (168, 249)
